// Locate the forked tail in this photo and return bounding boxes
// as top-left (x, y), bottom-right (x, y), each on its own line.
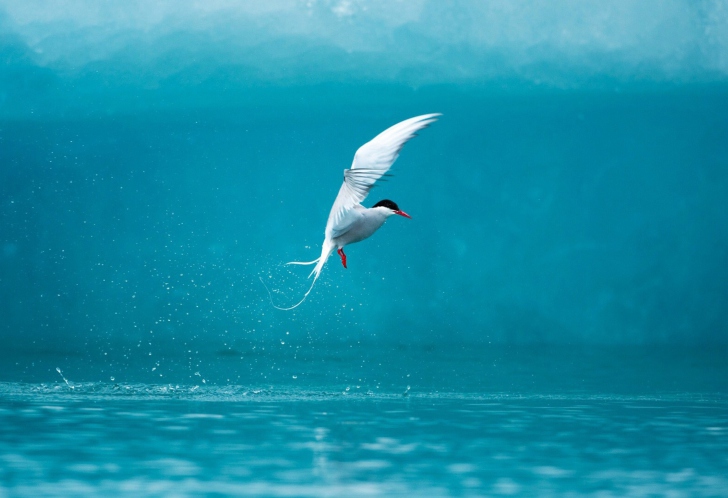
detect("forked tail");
top-left (260, 240), bottom-right (335, 310)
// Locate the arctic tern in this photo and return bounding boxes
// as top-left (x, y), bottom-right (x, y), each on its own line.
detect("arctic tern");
top-left (263, 113), bottom-right (441, 310)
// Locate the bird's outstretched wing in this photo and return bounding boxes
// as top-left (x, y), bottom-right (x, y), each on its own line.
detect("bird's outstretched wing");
top-left (325, 113), bottom-right (441, 239)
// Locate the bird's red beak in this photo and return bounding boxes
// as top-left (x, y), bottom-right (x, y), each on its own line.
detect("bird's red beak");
top-left (394, 210), bottom-right (412, 219)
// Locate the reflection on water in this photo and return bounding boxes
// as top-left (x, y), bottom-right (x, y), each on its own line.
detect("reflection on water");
top-left (1, 384), bottom-right (726, 497)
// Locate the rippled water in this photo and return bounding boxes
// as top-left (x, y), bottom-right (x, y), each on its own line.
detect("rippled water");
top-left (1, 380), bottom-right (727, 497)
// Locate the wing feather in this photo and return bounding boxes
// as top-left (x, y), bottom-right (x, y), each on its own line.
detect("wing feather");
top-left (325, 113), bottom-right (440, 239)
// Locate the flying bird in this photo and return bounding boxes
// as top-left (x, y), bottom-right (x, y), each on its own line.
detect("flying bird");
top-left (263, 113), bottom-right (441, 310)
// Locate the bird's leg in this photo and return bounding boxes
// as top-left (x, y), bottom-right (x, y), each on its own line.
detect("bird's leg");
top-left (337, 248), bottom-right (347, 269)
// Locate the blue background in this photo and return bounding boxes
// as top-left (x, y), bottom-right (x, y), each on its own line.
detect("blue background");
top-left (1, 1), bottom-right (727, 371)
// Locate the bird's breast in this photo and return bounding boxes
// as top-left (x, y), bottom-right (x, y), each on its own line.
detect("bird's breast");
top-left (333, 210), bottom-right (387, 247)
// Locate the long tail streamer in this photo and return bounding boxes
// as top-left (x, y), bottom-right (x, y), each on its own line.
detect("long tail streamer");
top-left (259, 276), bottom-right (319, 311)
top-left (260, 257), bottom-right (326, 311)
top-left (285, 258), bottom-right (320, 266)
top-left (262, 243), bottom-right (334, 310)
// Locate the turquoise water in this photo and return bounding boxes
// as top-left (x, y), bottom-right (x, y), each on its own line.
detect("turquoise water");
top-left (2, 345), bottom-right (728, 497)
top-left (2, 1), bottom-right (728, 496)
top-left (1, 346), bottom-right (727, 496)
top-left (2, 390), bottom-right (727, 497)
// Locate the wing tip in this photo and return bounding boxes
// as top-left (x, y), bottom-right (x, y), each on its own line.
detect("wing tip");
top-left (416, 112), bottom-right (442, 123)
top-left (408, 113), bottom-right (442, 131)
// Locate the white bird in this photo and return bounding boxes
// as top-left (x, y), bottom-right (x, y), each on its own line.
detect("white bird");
top-left (263, 113), bottom-right (441, 310)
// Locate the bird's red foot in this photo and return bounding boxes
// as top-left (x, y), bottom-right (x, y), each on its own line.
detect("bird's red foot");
top-left (337, 248), bottom-right (347, 269)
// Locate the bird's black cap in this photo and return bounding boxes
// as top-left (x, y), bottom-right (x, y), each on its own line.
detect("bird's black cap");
top-left (373, 199), bottom-right (400, 211)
